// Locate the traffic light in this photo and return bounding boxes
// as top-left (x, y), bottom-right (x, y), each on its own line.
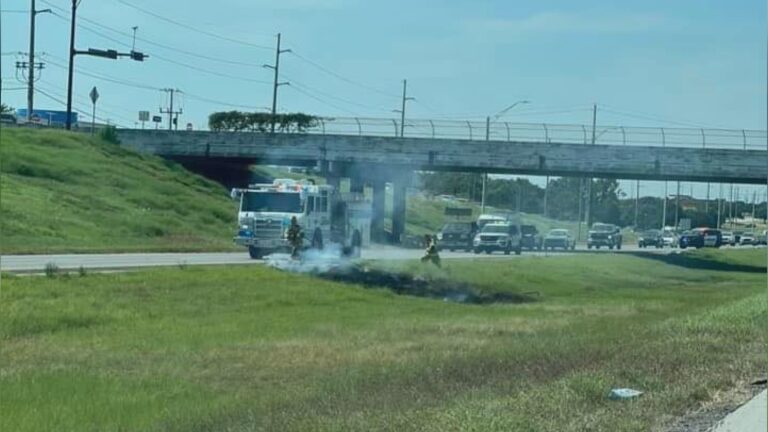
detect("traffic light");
top-left (87, 48), bottom-right (118, 59)
top-left (130, 51), bottom-right (147, 62)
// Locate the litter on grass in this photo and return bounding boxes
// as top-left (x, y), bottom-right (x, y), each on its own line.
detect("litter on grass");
top-left (608, 388), bottom-right (643, 400)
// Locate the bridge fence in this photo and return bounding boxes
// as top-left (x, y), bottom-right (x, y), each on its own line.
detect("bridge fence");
top-left (309, 117), bottom-right (766, 150)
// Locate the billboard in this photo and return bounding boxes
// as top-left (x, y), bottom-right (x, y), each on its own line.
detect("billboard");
top-left (15, 109), bottom-right (78, 126)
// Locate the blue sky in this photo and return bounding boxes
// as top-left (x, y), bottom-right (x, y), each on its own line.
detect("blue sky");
top-left (1, 0), bottom-right (766, 199)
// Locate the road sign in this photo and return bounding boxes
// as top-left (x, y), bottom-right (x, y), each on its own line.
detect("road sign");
top-left (138, 111), bottom-right (149, 121)
top-left (152, 115), bottom-right (162, 123)
top-left (89, 87), bottom-right (99, 104)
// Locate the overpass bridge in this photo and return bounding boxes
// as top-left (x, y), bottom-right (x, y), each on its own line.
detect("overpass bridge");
top-left (117, 117), bottom-right (767, 242)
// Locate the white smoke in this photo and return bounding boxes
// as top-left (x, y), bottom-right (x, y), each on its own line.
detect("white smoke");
top-left (264, 243), bottom-right (355, 273)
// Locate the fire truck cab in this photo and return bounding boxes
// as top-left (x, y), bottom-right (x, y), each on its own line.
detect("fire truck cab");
top-left (231, 179), bottom-right (371, 259)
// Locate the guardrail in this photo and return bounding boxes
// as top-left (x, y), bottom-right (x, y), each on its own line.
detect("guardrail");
top-left (305, 117), bottom-right (766, 150)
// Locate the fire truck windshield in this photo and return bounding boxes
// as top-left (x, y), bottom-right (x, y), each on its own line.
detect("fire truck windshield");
top-left (242, 192), bottom-right (302, 213)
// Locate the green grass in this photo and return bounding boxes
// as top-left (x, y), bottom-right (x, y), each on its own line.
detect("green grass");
top-left (1, 128), bottom-right (238, 254)
top-left (1, 249), bottom-right (765, 431)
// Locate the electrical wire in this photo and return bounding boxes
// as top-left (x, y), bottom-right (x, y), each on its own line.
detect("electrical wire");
top-left (42, 10), bottom-right (274, 86)
top-left (114, 0), bottom-right (274, 51)
top-left (37, 82), bottom-right (135, 125)
top-left (39, 0), bottom-right (268, 68)
top-left (599, 104), bottom-right (715, 129)
top-left (281, 74), bottom-right (392, 113)
top-left (34, 87), bottom-right (128, 127)
top-left (44, 55), bottom-right (268, 111)
top-left (289, 50), bottom-right (400, 100)
top-left (286, 85), bottom-right (358, 115)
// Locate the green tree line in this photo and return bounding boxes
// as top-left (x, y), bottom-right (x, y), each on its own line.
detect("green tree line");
top-left (208, 111), bottom-right (320, 133)
top-left (420, 172), bottom-right (767, 229)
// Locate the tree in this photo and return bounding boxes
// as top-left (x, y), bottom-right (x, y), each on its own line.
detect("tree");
top-left (0, 103), bottom-right (13, 114)
top-left (208, 111), bottom-right (320, 132)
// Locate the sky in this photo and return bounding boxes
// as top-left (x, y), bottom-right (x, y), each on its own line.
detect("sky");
top-left (1, 0), bottom-right (766, 199)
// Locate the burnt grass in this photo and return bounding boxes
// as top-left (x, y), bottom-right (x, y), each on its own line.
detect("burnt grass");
top-left (315, 264), bottom-right (538, 305)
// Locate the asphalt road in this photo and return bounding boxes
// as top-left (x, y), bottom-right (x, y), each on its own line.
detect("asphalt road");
top-left (1, 244), bottom-right (672, 273)
top-left (709, 390), bottom-right (767, 432)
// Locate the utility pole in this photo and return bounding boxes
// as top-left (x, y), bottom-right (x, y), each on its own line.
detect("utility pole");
top-left (717, 183), bottom-right (723, 229)
top-left (27, 0), bottom-right (51, 123)
top-left (675, 181), bottom-right (681, 228)
top-left (264, 33), bottom-right (290, 133)
top-left (729, 184), bottom-right (734, 228)
top-left (585, 104), bottom-right (597, 227)
top-left (662, 181), bottom-right (668, 229)
top-left (634, 180), bottom-right (640, 228)
top-left (65, 0), bottom-right (78, 129)
top-left (577, 178), bottom-right (584, 241)
top-left (705, 182), bottom-right (710, 214)
top-left (543, 175), bottom-right (549, 218)
top-left (480, 115), bottom-right (490, 214)
top-left (160, 88), bottom-right (182, 131)
top-left (399, 79), bottom-right (414, 137)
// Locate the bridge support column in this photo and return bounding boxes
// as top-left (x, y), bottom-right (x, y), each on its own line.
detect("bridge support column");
top-left (371, 180), bottom-right (386, 242)
top-left (392, 178), bottom-right (407, 244)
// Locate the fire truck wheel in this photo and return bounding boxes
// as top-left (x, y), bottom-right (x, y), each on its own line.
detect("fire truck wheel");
top-left (312, 228), bottom-right (324, 250)
top-left (248, 246), bottom-right (262, 259)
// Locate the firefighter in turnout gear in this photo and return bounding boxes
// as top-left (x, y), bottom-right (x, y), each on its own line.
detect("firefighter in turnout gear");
top-left (287, 216), bottom-right (304, 259)
top-left (421, 234), bottom-right (441, 267)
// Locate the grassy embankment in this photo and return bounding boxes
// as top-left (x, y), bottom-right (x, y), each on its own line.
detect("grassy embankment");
top-left (1, 128), bottom-right (237, 254)
top-left (1, 248), bottom-right (765, 431)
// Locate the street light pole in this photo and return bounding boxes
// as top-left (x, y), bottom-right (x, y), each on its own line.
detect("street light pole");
top-left (480, 100), bottom-right (531, 215)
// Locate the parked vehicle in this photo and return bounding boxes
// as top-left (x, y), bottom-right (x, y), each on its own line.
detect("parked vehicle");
top-left (437, 222), bottom-right (478, 252)
top-left (702, 228), bottom-right (722, 247)
top-left (678, 231), bottom-right (704, 249)
top-left (759, 230), bottom-right (768, 245)
top-left (638, 229), bottom-right (664, 248)
top-left (473, 222), bottom-right (522, 255)
top-left (520, 225), bottom-right (543, 250)
top-left (0, 113), bottom-right (17, 124)
top-left (587, 223), bottom-right (622, 250)
top-left (720, 231), bottom-right (736, 246)
top-left (733, 231), bottom-right (743, 244)
top-left (679, 228), bottom-right (722, 249)
top-left (740, 232), bottom-right (757, 245)
top-left (476, 214), bottom-right (507, 230)
top-left (661, 227), bottom-right (678, 248)
top-left (543, 229), bottom-right (575, 250)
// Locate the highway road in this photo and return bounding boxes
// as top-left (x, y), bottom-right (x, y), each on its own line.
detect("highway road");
top-left (1, 244), bottom-right (671, 273)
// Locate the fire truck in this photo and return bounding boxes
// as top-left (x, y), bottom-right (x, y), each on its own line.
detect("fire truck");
top-left (231, 179), bottom-right (372, 259)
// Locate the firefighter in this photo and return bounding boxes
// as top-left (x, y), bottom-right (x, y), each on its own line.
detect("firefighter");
top-left (286, 216), bottom-right (304, 259)
top-left (421, 234), bottom-right (441, 267)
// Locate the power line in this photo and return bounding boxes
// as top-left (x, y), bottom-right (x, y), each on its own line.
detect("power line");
top-left (39, 0), bottom-right (267, 68)
top-left (36, 82), bottom-right (135, 124)
top-left (45, 55), bottom-right (267, 111)
top-left (599, 104), bottom-right (714, 129)
top-left (286, 85), bottom-right (359, 115)
top-left (114, 0), bottom-right (273, 51)
top-left (43, 9), bottom-right (273, 86)
top-left (35, 87), bottom-right (128, 127)
top-left (281, 74), bottom-right (391, 113)
top-left (44, 55), bottom-right (162, 91)
top-left (289, 50), bottom-right (400, 100)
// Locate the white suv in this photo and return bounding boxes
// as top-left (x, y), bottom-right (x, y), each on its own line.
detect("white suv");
top-left (473, 223), bottom-right (522, 255)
